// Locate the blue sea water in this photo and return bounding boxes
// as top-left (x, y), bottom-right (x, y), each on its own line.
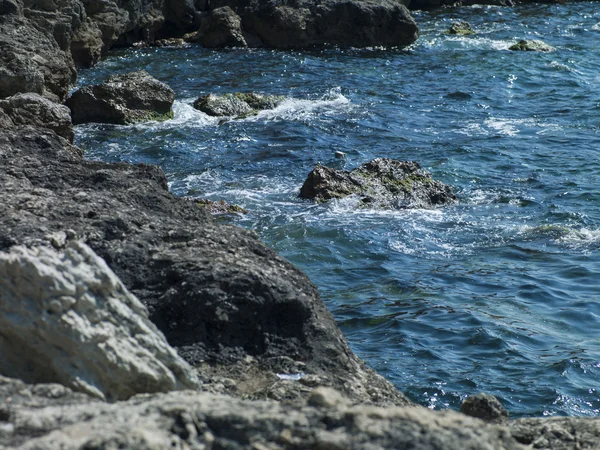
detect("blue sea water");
top-left (75, 3), bottom-right (600, 417)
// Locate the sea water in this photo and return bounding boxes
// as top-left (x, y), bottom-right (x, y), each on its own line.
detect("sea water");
top-left (75, 2), bottom-right (600, 417)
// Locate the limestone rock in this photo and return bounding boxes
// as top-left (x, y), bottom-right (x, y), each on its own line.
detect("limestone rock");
top-left (198, 6), bottom-right (247, 47)
top-left (0, 242), bottom-right (200, 401)
top-left (460, 393), bottom-right (509, 424)
top-left (0, 93), bottom-right (73, 142)
top-left (509, 39), bottom-right (555, 52)
top-left (66, 70), bottom-right (175, 125)
top-left (299, 158), bottom-right (457, 209)
top-left (193, 92), bottom-right (284, 118)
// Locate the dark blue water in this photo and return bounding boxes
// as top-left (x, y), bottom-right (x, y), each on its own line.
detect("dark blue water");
top-left (76, 3), bottom-right (600, 417)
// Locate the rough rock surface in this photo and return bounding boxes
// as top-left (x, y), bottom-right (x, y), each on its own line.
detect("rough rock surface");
top-left (509, 39), bottom-right (555, 52)
top-left (0, 93), bottom-right (74, 142)
top-left (409, 0), bottom-right (512, 10)
top-left (460, 393), bottom-right (509, 425)
top-left (211, 0), bottom-right (419, 49)
top-left (0, 126), bottom-right (409, 406)
top-left (197, 6), bottom-right (247, 47)
top-left (193, 198), bottom-right (248, 214)
top-left (448, 21), bottom-right (475, 35)
top-left (193, 92), bottom-right (284, 118)
top-left (66, 70), bottom-right (175, 124)
top-left (299, 158), bottom-right (457, 209)
top-left (0, 377), bottom-right (535, 450)
top-left (0, 242), bottom-right (199, 401)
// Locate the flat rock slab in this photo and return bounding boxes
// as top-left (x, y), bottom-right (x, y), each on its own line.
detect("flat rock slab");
top-left (300, 158), bottom-right (457, 209)
top-left (66, 70), bottom-right (175, 125)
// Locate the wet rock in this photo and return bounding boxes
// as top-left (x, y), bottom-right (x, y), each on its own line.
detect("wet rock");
top-left (509, 39), bottom-right (555, 52)
top-left (198, 6), bottom-right (247, 47)
top-left (66, 70), bottom-right (175, 125)
top-left (299, 158), bottom-right (457, 209)
top-left (193, 92), bottom-right (284, 118)
top-left (461, 393), bottom-right (509, 424)
top-left (448, 21), bottom-right (475, 35)
top-left (0, 93), bottom-right (73, 142)
top-left (0, 242), bottom-right (200, 401)
top-left (0, 126), bottom-right (409, 406)
top-left (194, 198), bottom-right (248, 214)
top-left (211, 0), bottom-right (418, 49)
top-left (0, 377), bottom-right (534, 450)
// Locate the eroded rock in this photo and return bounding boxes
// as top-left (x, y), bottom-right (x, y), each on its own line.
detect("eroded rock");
top-left (193, 92), bottom-right (284, 118)
top-left (299, 158), bottom-right (457, 209)
top-left (0, 242), bottom-right (199, 401)
top-left (66, 70), bottom-right (175, 124)
top-left (198, 6), bottom-right (247, 47)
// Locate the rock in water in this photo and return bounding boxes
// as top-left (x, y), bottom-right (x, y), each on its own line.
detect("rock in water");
top-left (509, 39), bottom-right (555, 52)
top-left (447, 21), bottom-right (476, 35)
top-left (66, 71), bottom-right (175, 125)
top-left (193, 92), bottom-right (285, 117)
top-left (299, 158), bottom-right (457, 209)
top-left (461, 393), bottom-right (509, 424)
top-left (0, 242), bottom-right (199, 401)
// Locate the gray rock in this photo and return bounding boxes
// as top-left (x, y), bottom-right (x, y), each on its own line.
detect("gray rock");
top-left (0, 242), bottom-right (199, 401)
top-left (509, 39), bottom-right (555, 52)
top-left (66, 70), bottom-right (175, 124)
top-left (460, 393), bottom-right (509, 424)
top-left (193, 92), bottom-right (284, 118)
top-left (299, 158), bottom-right (457, 209)
top-left (448, 21), bottom-right (475, 35)
top-left (511, 417), bottom-right (600, 449)
top-left (198, 6), bottom-right (247, 47)
top-left (0, 93), bottom-right (73, 142)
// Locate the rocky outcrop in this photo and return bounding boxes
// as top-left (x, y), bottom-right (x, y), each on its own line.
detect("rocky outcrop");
top-left (0, 93), bottom-right (73, 142)
top-left (509, 39), bottom-right (555, 52)
top-left (193, 92), bottom-right (284, 118)
top-left (196, 6), bottom-right (247, 47)
top-left (299, 158), bottom-right (457, 209)
top-left (0, 126), bottom-right (408, 406)
top-left (0, 243), bottom-right (199, 401)
top-left (66, 70), bottom-right (175, 124)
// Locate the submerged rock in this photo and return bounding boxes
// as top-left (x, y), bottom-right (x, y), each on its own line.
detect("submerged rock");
top-left (0, 242), bottom-right (199, 401)
top-left (66, 70), bottom-right (175, 125)
top-left (193, 92), bottom-right (285, 117)
top-left (447, 21), bottom-right (476, 35)
top-left (509, 39), bottom-right (555, 52)
top-left (299, 158), bottom-right (457, 209)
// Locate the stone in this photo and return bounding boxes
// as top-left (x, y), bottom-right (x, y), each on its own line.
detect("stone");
top-left (0, 93), bottom-right (74, 142)
top-left (460, 393), bottom-right (509, 424)
top-left (193, 198), bottom-right (248, 214)
top-left (509, 39), bottom-right (555, 52)
top-left (198, 6), bottom-right (247, 47)
top-left (299, 158), bottom-right (457, 209)
top-left (66, 70), bottom-right (175, 125)
top-left (448, 21), bottom-right (475, 35)
top-left (0, 242), bottom-right (200, 401)
top-left (193, 92), bottom-right (284, 118)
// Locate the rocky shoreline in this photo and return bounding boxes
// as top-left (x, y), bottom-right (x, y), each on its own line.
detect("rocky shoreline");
top-left (1, 0), bottom-right (600, 448)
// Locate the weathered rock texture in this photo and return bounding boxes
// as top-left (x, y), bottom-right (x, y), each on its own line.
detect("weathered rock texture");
top-left (0, 242), bottom-right (199, 401)
top-left (300, 158), bottom-right (457, 209)
top-left (197, 5), bottom-right (247, 47)
top-left (193, 92), bottom-right (284, 118)
top-left (66, 70), bottom-right (175, 124)
top-left (0, 126), bottom-right (408, 406)
top-left (460, 393), bottom-right (509, 425)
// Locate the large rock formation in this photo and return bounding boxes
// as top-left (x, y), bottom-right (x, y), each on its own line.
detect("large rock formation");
top-left (66, 70), bottom-right (175, 124)
top-left (0, 243), bottom-right (199, 401)
top-left (300, 158), bottom-right (457, 209)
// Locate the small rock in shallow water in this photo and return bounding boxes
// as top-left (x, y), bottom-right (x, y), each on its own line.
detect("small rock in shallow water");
top-left (509, 39), bottom-right (555, 52)
top-left (193, 92), bottom-right (285, 118)
top-left (447, 21), bottom-right (475, 35)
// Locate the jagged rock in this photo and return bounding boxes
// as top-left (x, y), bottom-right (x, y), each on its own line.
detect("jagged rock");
top-left (193, 198), bottom-right (248, 214)
top-left (460, 393), bottom-right (509, 424)
top-left (198, 6), bottom-right (247, 47)
top-left (193, 92), bottom-right (284, 118)
top-left (70, 17), bottom-right (105, 68)
top-left (299, 158), bottom-right (457, 209)
top-left (66, 70), bottom-right (175, 124)
top-left (211, 0), bottom-right (418, 49)
top-left (448, 21), bottom-right (475, 35)
top-left (0, 126), bottom-right (409, 406)
top-left (0, 93), bottom-right (73, 142)
top-left (0, 242), bottom-right (200, 401)
top-left (0, 378), bottom-right (535, 450)
top-left (509, 39), bottom-right (555, 52)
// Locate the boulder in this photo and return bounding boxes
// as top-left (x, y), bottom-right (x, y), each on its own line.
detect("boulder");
top-left (198, 5), bottom-right (247, 47)
top-left (460, 393), bottom-right (509, 425)
top-left (66, 70), bottom-right (175, 125)
top-left (193, 92), bottom-right (284, 118)
top-left (0, 242), bottom-right (199, 401)
top-left (509, 39), bottom-right (555, 52)
top-left (0, 126), bottom-right (410, 406)
top-left (299, 158), bottom-right (457, 209)
top-left (0, 93), bottom-right (74, 142)
top-left (447, 21), bottom-right (475, 35)
top-left (211, 0), bottom-right (418, 49)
